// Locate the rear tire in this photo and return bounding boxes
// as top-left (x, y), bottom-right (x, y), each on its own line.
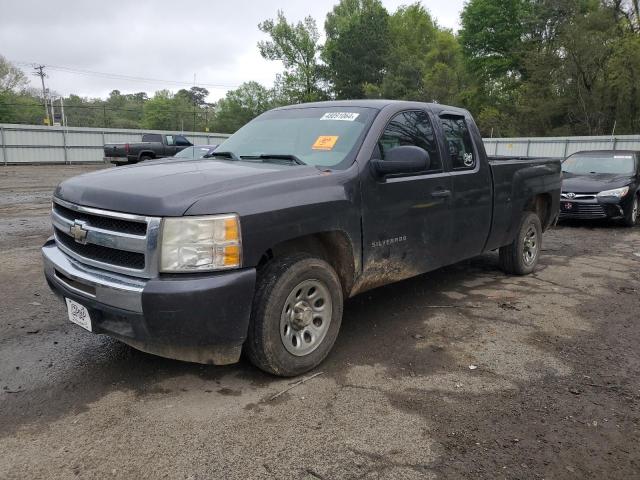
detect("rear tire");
top-left (245, 254), bottom-right (343, 377)
top-left (622, 194), bottom-right (638, 227)
top-left (139, 155), bottom-right (152, 163)
top-left (499, 212), bottom-right (542, 275)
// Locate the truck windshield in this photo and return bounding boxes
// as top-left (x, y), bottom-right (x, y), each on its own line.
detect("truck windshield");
top-left (217, 107), bottom-right (377, 169)
top-left (562, 153), bottom-right (635, 175)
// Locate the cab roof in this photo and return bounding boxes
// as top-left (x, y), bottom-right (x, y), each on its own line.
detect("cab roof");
top-left (274, 99), bottom-right (470, 116)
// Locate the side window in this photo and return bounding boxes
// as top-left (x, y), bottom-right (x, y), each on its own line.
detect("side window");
top-left (165, 135), bottom-right (175, 146)
top-left (175, 135), bottom-right (190, 146)
top-left (439, 116), bottom-right (476, 170)
top-left (378, 110), bottom-right (442, 172)
top-left (142, 133), bottom-right (162, 143)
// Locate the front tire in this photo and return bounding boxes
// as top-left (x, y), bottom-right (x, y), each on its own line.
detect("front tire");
top-left (622, 194), bottom-right (638, 227)
top-left (245, 254), bottom-right (343, 377)
top-left (499, 212), bottom-right (542, 275)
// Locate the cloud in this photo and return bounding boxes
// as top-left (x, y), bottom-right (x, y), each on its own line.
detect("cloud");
top-left (0, 0), bottom-right (464, 101)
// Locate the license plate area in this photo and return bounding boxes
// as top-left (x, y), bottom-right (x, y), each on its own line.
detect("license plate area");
top-left (65, 298), bottom-right (92, 331)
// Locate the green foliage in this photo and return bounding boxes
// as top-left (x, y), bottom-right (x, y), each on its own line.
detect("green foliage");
top-left (211, 82), bottom-right (277, 134)
top-left (258, 11), bottom-right (326, 103)
top-left (0, 55), bottom-right (28, 93)
top-left (323, 0), bottom-right (390, 98)
top-left (364, 3), bottom-right (437, 100)
top-left (142, 90), bottom-right (175, 130)
top-left (460, 0), bottom-right (530, 81)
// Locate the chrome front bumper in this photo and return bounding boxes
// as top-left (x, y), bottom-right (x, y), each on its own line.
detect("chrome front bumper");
top-left (42, 239), bottom-right (146, 313)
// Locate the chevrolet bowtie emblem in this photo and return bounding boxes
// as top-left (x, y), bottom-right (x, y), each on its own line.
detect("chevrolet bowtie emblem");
top-left (69, 220), bottom-right (89, 244)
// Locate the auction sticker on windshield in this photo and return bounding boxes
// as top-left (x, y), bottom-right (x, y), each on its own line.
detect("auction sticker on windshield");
top-left (321, 112), bottom-right (360, 121)
top-left (313, 136), bottom-right (339, 151)
top-left (65, 298), bottom-right (92, 331)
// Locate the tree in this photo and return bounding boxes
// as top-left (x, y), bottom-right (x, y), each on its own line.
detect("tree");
top-left (423, 30), bottom-right (467, 105)
top-left (258, 11), bottom-right (326, 103)
top-left (364, 3), bottom-right (437, 100)
top-left (142, 90), bottom-right (175, 130)
top-left (211, 82), bottom-right (276, 133)
top-left (459, 0), bottom-right (530, 82)
top-left (323, 0), bottom-right (390, 98)
top-left (0, 55), bottom-right (27, 93)
top-left (362, 4), bottom-right (466, 105)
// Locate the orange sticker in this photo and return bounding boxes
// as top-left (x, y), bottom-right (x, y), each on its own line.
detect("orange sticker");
top-left (312, 135), bottom-right (339, 151)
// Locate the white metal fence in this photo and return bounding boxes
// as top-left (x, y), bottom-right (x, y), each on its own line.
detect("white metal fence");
top-left (484, 135), bottom-right (640, 158)
top-left (1, 123), bottom-right (639, 164)
top-left (0, 123), bottom-right (230, 164)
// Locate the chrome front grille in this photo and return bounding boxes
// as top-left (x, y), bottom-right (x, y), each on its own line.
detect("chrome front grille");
top-left (52, 198), bottom-right (162, 278)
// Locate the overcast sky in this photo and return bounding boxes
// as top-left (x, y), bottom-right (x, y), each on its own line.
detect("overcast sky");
top-left (1, 0), bottom-right (465, 102)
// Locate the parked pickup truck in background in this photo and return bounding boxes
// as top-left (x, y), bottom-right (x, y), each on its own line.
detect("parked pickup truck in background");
top-left (104, 133), bottom-right (193, 165)
top-left (43, 100), bottom-right (561, 377)
top-left (560, 150), bottom-right (639, 226)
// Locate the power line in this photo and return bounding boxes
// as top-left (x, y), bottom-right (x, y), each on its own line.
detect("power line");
top-left (15, 61), bottom-right (241, 90)
top-left (0, 102), bottom-right (212, 114)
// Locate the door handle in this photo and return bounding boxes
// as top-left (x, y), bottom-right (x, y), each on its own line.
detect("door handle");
top-left (431, 189), bottom-right (452, 198)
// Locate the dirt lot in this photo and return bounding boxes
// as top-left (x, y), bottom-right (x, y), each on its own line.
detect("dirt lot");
top-left (1, 164), bottom-right (639, 480)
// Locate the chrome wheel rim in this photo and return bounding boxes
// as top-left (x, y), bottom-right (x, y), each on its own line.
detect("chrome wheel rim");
top-left (632, 197), bottom-right (638, 224)
top-left (280, 279), bottom-right (332, 357)
top-left (523, 225), bottom-right (538, 266)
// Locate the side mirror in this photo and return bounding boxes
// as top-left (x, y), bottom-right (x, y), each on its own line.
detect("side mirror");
top-left (371, 146), bottom-right (430, 178)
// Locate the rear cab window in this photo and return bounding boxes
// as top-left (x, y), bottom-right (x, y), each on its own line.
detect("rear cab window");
top-left (142, 133), bottom-right (162, 143)
top-left (175, 135), bottom-right (190, 146)
top-left (439, 115), bottom-right (476, 171)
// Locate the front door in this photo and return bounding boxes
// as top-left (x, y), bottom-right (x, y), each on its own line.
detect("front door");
top-left (360, 109), bottom-right (452, 290)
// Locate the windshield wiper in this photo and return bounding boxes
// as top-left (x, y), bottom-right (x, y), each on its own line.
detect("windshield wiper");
top-left (207, 151), bottom-right (241, 161)
top-left (240, 154), bottom-right (307, 165)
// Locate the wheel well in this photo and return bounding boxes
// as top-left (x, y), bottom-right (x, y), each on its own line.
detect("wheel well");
top-left (138, 151), bottom-right (154, 159)
top-left (525, 193), bottom-right (552, 230)
top-left (257, 231), bottom-right (356, 296)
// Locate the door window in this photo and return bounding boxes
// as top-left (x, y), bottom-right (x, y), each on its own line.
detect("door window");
top-left (378, 110), bottom-right (442, 172)
top-left (142, 133), bottom-right (162, 142)
top-left (175, 135), bottom-right (190, 146)
top-left (439, 116), bottom-right (476, 170)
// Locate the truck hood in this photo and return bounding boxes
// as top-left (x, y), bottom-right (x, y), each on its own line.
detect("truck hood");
top-left (561, 172), bottom-right (634, 194)
top-left (54, 159), bottom-right (323, 216)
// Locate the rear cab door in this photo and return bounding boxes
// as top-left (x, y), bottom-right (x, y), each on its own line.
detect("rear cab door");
top-left (434, 110), bottom-right (493, 262)
top-left (360, 107), bottom-right (453, 289)
top-left (164, 135), bottom-right (177, 156)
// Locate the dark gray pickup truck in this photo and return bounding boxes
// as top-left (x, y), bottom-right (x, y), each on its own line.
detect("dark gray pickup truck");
top-left (104, 133), bottom-right (193, 165)
top-left (43, 100), bottom-right (561, 376)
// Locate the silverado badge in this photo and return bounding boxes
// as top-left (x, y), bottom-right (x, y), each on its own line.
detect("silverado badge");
top-left (69, 220), bottom-right (89, 244)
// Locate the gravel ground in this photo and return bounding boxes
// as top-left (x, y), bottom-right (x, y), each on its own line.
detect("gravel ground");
top-left (1, 164), bottom-right (639, 480)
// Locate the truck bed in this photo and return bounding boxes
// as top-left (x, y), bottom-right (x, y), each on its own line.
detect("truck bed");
top-left (486, 155), bottom-right (562, 251)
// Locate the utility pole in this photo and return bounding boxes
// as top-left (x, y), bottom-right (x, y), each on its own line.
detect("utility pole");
top-left (33, 65), bottom-right (51, 125)
top-left (193, 73), bottom-right (197, 132)
top-left (60, 97), bottom-right (66, 127)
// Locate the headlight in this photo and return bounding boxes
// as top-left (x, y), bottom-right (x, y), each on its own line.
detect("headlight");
top-left (160, 214), bottom-right (241, 272)
top-left (597, 186), bottom-right (629, 199)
